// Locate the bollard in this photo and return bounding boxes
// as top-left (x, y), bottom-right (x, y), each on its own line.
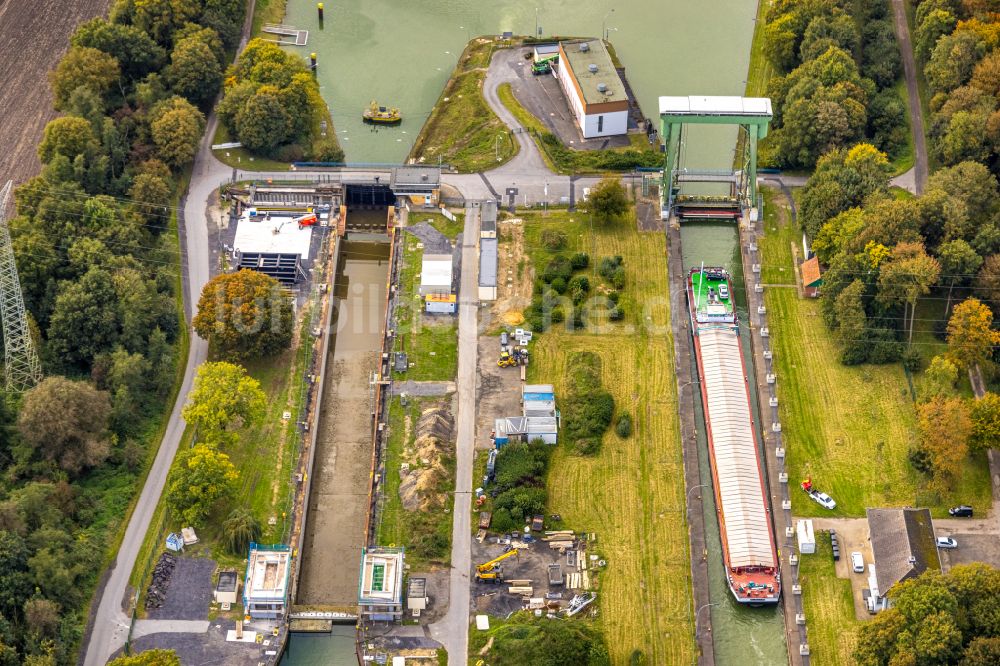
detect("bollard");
top-left (318, 3), bottom-right (324, 20)
top-left (310, 52), bottom-right (317, 70)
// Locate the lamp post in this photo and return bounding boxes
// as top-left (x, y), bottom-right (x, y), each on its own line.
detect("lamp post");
top-left (602, 8), bottom-right (615, 42)
top-left (695, 602), bottom-right (720, 639)
top-left (495, 133), bottom-right (506, 162)
top-left (535, 7), bottom-right (539, 38)
top-left (605, 26), bottom-right (618, 41)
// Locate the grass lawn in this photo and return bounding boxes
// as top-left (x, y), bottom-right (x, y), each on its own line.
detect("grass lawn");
top-left (408, 38), bottom-right (518, 172)
top-left (889, 78), bottom-right (916, 176)
top-left (760, 188), bottom-right (992, 517)
top-left (509, 210), bottom-right (693, 665)
top-left (408, 210), bottom-right (465, 240)
top-left (495, 83), bottom-right (660, 174)
top-left (393, 236), bottom-right (458, 381)
top-left (799, 532), bottom-right (861, 666)
top-left (376, 396), bottom-right (454, 570)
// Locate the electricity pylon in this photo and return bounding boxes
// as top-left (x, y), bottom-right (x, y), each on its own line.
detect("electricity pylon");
top-left (0, 180), bottom-right (42, 393)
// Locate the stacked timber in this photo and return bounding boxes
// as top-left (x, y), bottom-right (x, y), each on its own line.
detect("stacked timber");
top-left (508, 586), bottom-right (533, 595)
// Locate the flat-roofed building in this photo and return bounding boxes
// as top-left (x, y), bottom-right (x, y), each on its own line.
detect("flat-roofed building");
top-left (358, 547), bottom-right (405, 622)
top-left (243, 543), bottom-right (291, 619)
top-left (479, 237), bottom-right (498, 301)
top-left (556, 39), bottom-right (628, 138)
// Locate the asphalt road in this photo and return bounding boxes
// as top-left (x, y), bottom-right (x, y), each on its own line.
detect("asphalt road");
top-left (890, 0), bottom-right (928, 195)
top-left (428, 203), bottom-right (480, 662)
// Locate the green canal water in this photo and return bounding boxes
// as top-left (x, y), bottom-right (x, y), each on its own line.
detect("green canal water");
top-left (282, 0), bottom-right (757, 166)
top-left (278, 0), bottom-right (788, 663)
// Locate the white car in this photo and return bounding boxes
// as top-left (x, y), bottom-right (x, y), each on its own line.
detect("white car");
top-left (810, 491), bottom-right (837, 510)
top-left (936, 537), bottom-right (958, 549)
top-left (851, 552), bottom-right (864, 573)
top-left (719, 284), bottom-right (729, 299)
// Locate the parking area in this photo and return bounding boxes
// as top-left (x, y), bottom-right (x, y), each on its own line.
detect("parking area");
top-left (936, 532), bottom-right (1000, 570)
top-left (489, 48), bottom-right (634, 150)
top-left (807, 518), bottom-right (873, 620)
top-left (474, 335), bottom-right (522, 450)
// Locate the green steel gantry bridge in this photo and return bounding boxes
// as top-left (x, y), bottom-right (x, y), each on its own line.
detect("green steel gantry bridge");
top-left (659, 96), bottom-right (772, 218)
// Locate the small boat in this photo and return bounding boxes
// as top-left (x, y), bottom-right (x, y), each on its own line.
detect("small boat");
top-left (363, 100), bottom-right (401, 124)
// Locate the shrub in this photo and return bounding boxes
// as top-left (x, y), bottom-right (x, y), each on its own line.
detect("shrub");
top-left (491, 507), bottom-right (517, 533)
top-left (616, 413), bottom-right (633, 438)
top-left (541, 229), bottom-right (567, 250)
top-left (609, 266), bottom-right (626, 290)
top-left (550, 277), bottom-right (567, 294)
top-left (608, 305), bottom-right (625, 321)
top-left (568, 275), bottom-right (590, 294)
top-left (274, 143), bottom-right (304, 162)
top-left (542, 256), bottom-right (573, 283)
top-left (311, 137), bottom-right (345, 162)
top-left (570, 252), bottom-right (590, 269)
top-left (607, 290), bottom-right (621, 304)
top-left (598, 255), bottom-right (624, 280)
top-left (902, 347), bottom-right (923, 372)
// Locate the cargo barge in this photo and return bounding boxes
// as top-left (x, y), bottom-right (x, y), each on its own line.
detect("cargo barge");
top-left (687, 266), bottom-right (779, 605)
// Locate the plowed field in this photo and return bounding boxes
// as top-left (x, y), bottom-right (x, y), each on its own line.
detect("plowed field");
top-left (0, 0), bottom-right (110, 185)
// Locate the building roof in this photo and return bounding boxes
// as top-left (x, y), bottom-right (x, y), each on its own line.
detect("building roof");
top-left (244, 544), bottom-right (291, 601)
top-left (359, 548), bottom-right (405, 604)
top-left (659, 95), bottom-right (772, 118)
top-left (479, 238), bottom-right (498, 288)
top-left (390, 166), bottom-right (440, 191)
top-left (523, 384), bottom-right (554, 394)
top-left (481, 199), bottom-right (498, 229)
top-left (698, 328), bottom-right (776, 569)
top-left (801, 256), bottom-right (822, 287)
top-left (867, 508), bottom-right (940, 595)
top-left (234, 212), bottom-right (314, 258)
top-left (421, 254), bottom-right (453, 290)
top-left (407, 577), bottom-right (427, 599)
top-left (558, 39), bottom-right (626, 106)
top-left (216, 571), bottom-right (238, 592)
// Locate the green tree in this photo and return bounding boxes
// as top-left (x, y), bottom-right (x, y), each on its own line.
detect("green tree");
top-left (946, 297), bottom-right (999, 370)
top-left (71, 18), bottom-right (165, 82)
top-left (916, 8), bottom-right (958, 63)
top-left (167, 34), bottom-right (222, 106)
top-left (926, 29), bottom-right (986, 95)
top-left (182, 361), bottom-right (266, 441)
top-left (47, 267), bottom-right (120, 368)
top-left (132, 0), bottom-right (201, 46)
top-left (970, 392), bottom-right (1000, 452)
top-left (108, 650), bottom-right (181, 666)
top-left (150, 96), bottom-right (205, 168)
top-left (834, 279), bottom-right (867, 363)
top-left (49, 46), bottom-right (120, 111)
top-left (927, 161), bottom-right (999, 222)
top-left (222, 507), bottom-right (262, 555)
top-left (235, 85), bottom-right (292, 153)
top-left (38, 117), bottom-right (98, 164)
top-left (800, 144), bottom-right (891, 237)
top-left (166, 443), bottom-right (239, 526)
top-left (586, 177), bottom-right (629, 225)
top-left (976, 253), bottom-right (1000, 309)
top-left (17, 377), bottom-right (111, 476)
top-left (763, 14), bottom-right (800, 72)
top-left (963, 637), bottom-right (1000, 666)
top-left (0, 531), bottom-right (33, 620)
top-left (193, 270), bottom-right (294, 359)
top-left (877, 242), bottom-right (941, 344)
top-left (201, 0), bottom-right (246, 48)
top-left (23, 598), bottom-right (60, 640)
top-left (938, 239), bottom-right (982, 313)
top-left (916, 396), bottom-right (971, 489)
top-left (921, 355), bottom-right (960, 401)
top-left (800, 13), bottom-right (858, 63)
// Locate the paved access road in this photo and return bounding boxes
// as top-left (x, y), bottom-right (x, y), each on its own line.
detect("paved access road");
top-left (428, 203), bottom-right (480, 662)
top-left (890, 0), bottom-right (929, 195)
top-left (82, 115), bottom-right (226, 666)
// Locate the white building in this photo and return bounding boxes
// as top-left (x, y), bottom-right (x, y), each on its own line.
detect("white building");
top-left (796, 519), bottom-right (816, 554)
top-left (359, 547), bottom-right (405, 622)
top-left (243, 544), bottom-right (290, 620)
top-left (555, 39), bottom-right (628, 139)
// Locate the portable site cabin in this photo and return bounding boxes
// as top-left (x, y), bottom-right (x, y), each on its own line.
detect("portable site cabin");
top-left (479, 237), bottom-right (498, 301)
top-left (493, 416), bottom-right (559, 446)
top-left (425, 293), bottom-right (457, 314)
top-left (243, 543), bottom-right (291, 620)
top-left (359, 547), bottom-right (405, 622)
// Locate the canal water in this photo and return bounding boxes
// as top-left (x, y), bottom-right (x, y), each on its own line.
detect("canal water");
top-left (282, 0), bottom-right (757, 163)
top-left (681, 223), bottom-right (788, 665)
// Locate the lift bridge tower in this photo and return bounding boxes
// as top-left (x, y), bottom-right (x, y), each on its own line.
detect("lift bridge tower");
top-left (0, 180), bottom-right (42, 393)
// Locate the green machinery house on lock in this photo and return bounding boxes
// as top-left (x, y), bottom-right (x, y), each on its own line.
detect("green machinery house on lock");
top-left (659, 96), bottom-right (772, 221)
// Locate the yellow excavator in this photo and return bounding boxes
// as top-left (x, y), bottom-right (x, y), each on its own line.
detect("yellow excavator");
top-left (475, 548), bottom-right (519, 582)
top-left (497, 350), bottom-right (517, 368)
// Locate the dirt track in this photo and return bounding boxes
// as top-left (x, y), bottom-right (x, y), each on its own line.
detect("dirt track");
top-left (0, 0), bottom-right (110, 186)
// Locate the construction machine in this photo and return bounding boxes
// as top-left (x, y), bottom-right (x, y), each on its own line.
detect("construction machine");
top-left (475, 548), bottom-right (518, 582)
top-left (497, 350), bottom-right (517, 367)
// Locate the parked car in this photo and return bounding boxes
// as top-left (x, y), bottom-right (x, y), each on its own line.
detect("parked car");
top-left (936, 536), bottom-right (958, 549)
top-left (719, 283), bottom-right (729, 299)
top-left (851, 552), bottom-right (864, 573)
top-left (809, 491), bottom-right (836, 510)
top-left (500, 331), bottom-right (509, 347)
top-left (948, 505), bottom-right (973, 517)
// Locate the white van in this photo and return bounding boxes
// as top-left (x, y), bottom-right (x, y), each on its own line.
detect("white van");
top-left (851, 552), bottom-right (864, 573)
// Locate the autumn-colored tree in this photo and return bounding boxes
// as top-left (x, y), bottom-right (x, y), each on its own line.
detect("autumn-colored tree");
top-left (916, 395), bottom-right (971, 489)
top-left (920, 355), bottom-right (959, 401)
top-left (193, 269), bottom-right (294, 359)
top-left (946, 297), bottom-right (1000, 370)
top-left (970, 392), bottom-right (1000, 452)
top-left (166, 443), bottom-right (239, 526)
top-left (149, 96), bottom-right (205, 169)
top-left (877, 241), bottom-right (941, 344)
top-left (49, 46), bottom-right (120, 110)
top-left (182, 361), bottom-right (266, 444)
top-left (108, 650), bottom-right (181, 666)
top-left (37, 116), bottom-right (99, 164)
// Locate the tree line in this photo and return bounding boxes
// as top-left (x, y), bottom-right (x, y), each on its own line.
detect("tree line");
top-left (0, 1), bottom-right (247, 663)
top-left (763, 0), bottom-right (907, 168)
